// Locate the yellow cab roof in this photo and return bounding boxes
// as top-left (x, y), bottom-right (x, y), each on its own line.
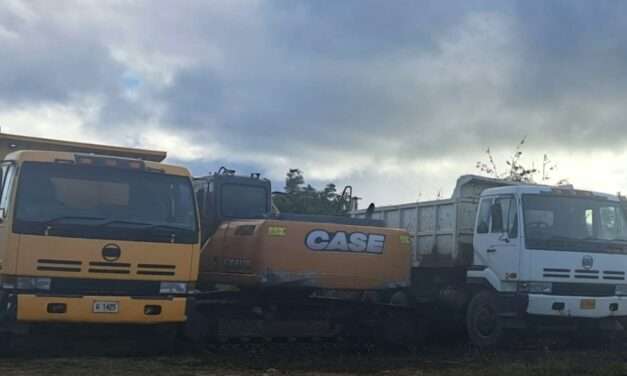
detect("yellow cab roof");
top-left (5, 150), bottom-right (191, 177)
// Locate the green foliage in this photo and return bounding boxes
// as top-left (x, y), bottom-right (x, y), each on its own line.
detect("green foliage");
top-left (273, 169), bottom-right (351, 216)
top-left (476, 137), bottom-right (566, 184)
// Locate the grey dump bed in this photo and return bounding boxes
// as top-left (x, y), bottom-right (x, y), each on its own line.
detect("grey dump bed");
top-left (353, 175), bottom-right (513, 268)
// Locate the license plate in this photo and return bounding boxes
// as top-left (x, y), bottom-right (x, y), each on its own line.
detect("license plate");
top-left (93, 301), bottom-right (119, 313)
top-left (580, 299), bottom-right (596, 310)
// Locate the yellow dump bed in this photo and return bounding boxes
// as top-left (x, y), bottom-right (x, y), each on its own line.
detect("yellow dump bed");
top-left (0, 132), bottom-right (166, 162)
top-left (198, 219), bottom-right (412, 291)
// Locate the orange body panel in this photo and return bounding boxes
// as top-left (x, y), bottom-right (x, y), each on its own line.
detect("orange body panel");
top-left (199, 219), bottom-right (411, 291)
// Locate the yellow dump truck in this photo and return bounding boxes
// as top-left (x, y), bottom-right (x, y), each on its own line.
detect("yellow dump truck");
top-left (187, 169), bottom-right (414, 342)
top-left (0, 133), bottom-right (199, 328)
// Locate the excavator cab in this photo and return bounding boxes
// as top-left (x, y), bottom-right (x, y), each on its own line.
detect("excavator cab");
top-left (193, 167), bottom-right (271, 245)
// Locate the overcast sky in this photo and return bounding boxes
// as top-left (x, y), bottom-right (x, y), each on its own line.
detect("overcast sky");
top-left (1, 1), bottom-right (627, 206)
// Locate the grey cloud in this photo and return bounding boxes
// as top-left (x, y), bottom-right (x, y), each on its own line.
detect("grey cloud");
top-left (0, 6), bottom-right (125, 106)
top-left (2, 1), bottom-right (627, 199)
top-left (506, 1), bottom-right (627, 112)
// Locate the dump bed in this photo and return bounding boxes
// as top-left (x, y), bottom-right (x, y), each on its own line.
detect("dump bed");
top-left (353, 175), bottom-right (514, 268)
top-left (0, 132), bottom-right (166, 161)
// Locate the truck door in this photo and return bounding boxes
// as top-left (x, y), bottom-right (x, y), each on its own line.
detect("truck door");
top-left (0, 162), bottom-right (16, 270)
top-left (474, 195), bottom-right (521, 283)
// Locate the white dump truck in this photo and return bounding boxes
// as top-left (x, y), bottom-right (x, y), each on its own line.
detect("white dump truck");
top-left (354, 175), bottom-right (627, 347)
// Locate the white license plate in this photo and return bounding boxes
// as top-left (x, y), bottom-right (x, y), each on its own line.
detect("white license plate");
top-left (93, 301), bottom-right (119, 313)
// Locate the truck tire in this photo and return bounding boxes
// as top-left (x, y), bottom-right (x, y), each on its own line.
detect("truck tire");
top-left (466, 290), bottom-right (505, 349)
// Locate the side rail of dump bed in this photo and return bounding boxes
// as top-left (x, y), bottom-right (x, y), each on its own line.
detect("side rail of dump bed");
top-left (352, 175), bottom-right (516, 268)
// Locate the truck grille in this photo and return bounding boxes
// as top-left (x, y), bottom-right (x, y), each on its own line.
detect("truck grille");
top-left (542, 268), bottom-right (626, 281)
top-left (35, 259), bottom-right (176, 276)
top-left (37, 259), bottom-right (82, 273)
top-left (603, 271), bottom-right (626, 281)
top-left (552, 283), bottom-right (616, 297)
top-left (137, 264), bottom-right (176, 276)
top-left (574, 269), bottom-right (599, 280)
top-left (543, 268), bottom-right (570, 278)
top-left (88, 262), bottom-right (131, 275)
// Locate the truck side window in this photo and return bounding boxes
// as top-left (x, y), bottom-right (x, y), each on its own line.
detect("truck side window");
top-left (477, 199), bottom-right (491, 234)
top-left (0, 164), bottom-right (16, 218)
top-left (599, 206), bottom-right (627, 240)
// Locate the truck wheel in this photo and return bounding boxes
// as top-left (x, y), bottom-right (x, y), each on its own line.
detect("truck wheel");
top-left (466, 290), bottom-right (504, 349)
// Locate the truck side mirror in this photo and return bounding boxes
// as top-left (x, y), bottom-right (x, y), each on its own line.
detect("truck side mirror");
top-left (195, 189), bottom-right (205, 215)
top-left (490, 203), bottom-right (504, 233)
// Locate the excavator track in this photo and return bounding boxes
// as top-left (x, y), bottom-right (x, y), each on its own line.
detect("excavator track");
top-left (184, 291), bottom-right (425, 346)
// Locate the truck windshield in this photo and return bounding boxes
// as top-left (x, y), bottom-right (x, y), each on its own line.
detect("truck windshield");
top-left (523, 194), bottom-right (627, 252)
top-left (221, 183), bottom-right (269, 219)
top-left (13, 162), bottom-right (198, 244)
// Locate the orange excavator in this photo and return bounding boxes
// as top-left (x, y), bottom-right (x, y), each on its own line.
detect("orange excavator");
top-left (185, 168), bottom-right (415, 342)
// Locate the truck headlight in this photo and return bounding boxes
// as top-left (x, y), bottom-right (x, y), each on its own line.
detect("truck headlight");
top-left (13, 277), bottom-right (51, 291)
top-left (159, 282), bottom-right (188, 294)
top-left (518, 281), bottom-right (552, 294)
top-left (615, 285), bottom-right (627, 296)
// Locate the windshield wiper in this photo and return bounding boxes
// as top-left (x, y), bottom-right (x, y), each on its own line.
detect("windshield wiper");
top-left (42, 216), bottom-right (107, 235)
top-left (101, 221), bottom-right (191, 242)
top-left (101, 220), bottom-right (190, 232)
top-left (44, 216), bottom-right (107, 226)
top-left (145, 224), bottom-right (192, 234)
top-left (101, 220), bottom-right (154, 228)
top-left (144, 224), bottom-right (193, 243)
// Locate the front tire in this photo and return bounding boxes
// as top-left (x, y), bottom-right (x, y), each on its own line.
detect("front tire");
top-left (466, 290), bottom-right (505, 349)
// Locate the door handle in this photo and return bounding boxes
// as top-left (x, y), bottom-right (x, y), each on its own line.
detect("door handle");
top-left (486, 248), bottom-right (496, 253)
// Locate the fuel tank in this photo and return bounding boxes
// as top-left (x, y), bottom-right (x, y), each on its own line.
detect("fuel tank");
top-left (198, 219), bottom-right (412, 291)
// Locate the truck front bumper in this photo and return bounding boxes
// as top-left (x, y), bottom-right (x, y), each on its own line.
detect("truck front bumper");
top-left (12, 294), bottom-right (187, 324)
top-left (527, 294), bottom-right (627, 319)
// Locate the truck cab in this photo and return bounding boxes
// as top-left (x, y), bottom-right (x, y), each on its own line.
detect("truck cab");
top-left (467, 184), bottom-right (627, 344)
top-left (193, 168), bottom-right (271, 247)
top-left (0, 134), bottom-right (200, 328)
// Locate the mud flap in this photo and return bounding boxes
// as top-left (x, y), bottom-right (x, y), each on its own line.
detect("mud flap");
top-left (496, 293), bottom-right (528, 329)
top-left (183, 298), bottom-right (213, 342)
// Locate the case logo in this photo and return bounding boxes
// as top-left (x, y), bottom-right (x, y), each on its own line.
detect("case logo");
top-left (305, 230), bottom-right (385, 254)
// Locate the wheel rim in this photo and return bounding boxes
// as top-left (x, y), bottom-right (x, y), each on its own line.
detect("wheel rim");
top-left (475, 305), bottom-right (497, 337)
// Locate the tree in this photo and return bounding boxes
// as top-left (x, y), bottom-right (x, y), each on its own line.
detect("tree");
top-left (273, 170), bottom-right (351, 216)
top-left (285, 169), bottom-right (304, 194)
top-left (476, 137), bottom-right (566, 184)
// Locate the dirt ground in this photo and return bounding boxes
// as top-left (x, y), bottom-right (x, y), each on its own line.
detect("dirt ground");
top-left (0, 335), bottom-right (625, 376)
